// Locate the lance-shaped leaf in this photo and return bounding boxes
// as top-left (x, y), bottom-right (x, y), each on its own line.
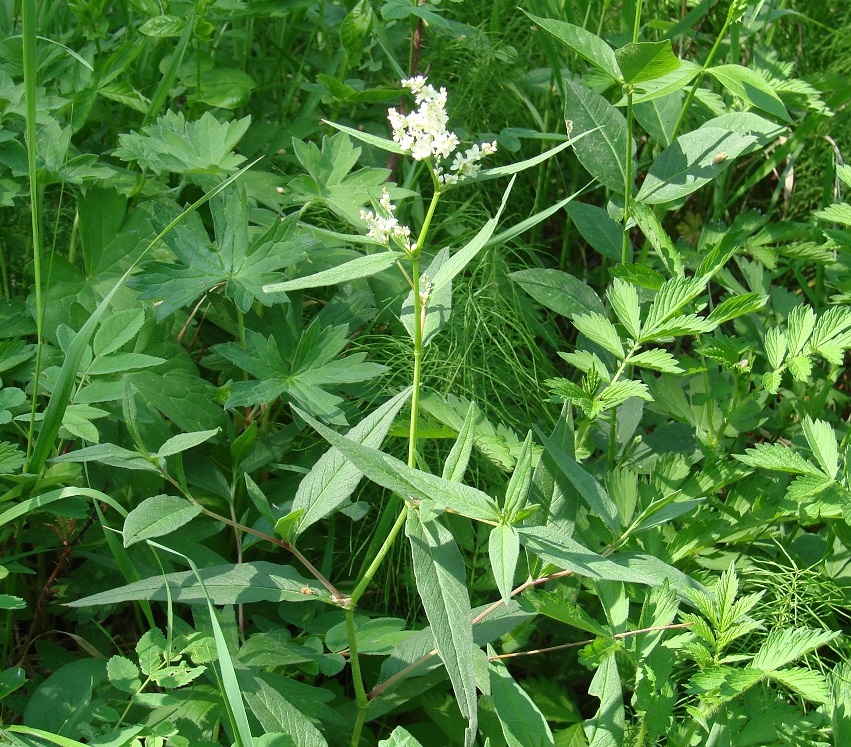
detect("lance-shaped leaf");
top-left (489, 523), bottom-right (520, 603)
top-left (215, 321), bottom-right (386, 425)
top-left (406, 510), bottom-right (478, 746)
top-left (66, 562), bottom-right (333, 607)
top-left (290, 388), bottom-right (412, 536)
top-left (489, 654), bottom-right (555, 747)
top-left (442, 401), bottom-right (478, 483)
top-left (708, 64), bottom-right (792, 123)
top-left (129, 188), bottom-right (312, 320)
top-left (524, 12), bottom-right (620, 81)
top-left (563, 80), bottom-right (633, 194)
top-left (122, 495), bottom-right (202, 547)
top-left (263, 251), bottom-right (401, 293)
top-left (294, 407), bottom-right (499, 522)
top-left (585, 652), bottom-right (624, 747)
top-left (509, 268), bottom-right (605, 319)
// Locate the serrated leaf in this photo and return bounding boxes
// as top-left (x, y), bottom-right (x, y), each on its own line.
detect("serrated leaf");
top-left (642, 277), bottom-right (707, 335)
top-left (406, 510), bottom-right (478, 744)
top-left (734, 443), bottom-right (825, 477)
top-left (510, 269), bottom-right (605, 319)
top-left (608, 263), bottom-right (665, 291)
top-left (67, 562), bottom-right (333, 607)
top-left (524, 13), bottom-right (620, 81)
top-left (522, 589), bottom-right (610, 637)
top-left (379, 727), bottom-right (425, 747)
top-left (615, 41), bottom-right (679, 85)
top-left (489, 656), bottom-right (555, 747)
top-left (811, 306), bottom-right (851, 350)
top-left (768, 667), bottom-right (832, 704)
top-left (585, 653), bottom-right (624, 747)
top-left (93, 309), bottom-right (145, 357)
top-left (630, 349), bottom-right (682, 373)
top-left (563, 80), bottom-right (632, 194)
top-left (786, 304), bottom-right (816, 357)
top-left (263, 252), bottom-right (401, 293)
top-left (764, 327), bottom-right (787, 369)
top-left (574, 313), bottom-right (624, 358)
top-left (155, 428), bottom-right (219, 458)
top-left (752, 627), bottom-right (839, 672)
top-left (122, 495), bottom-right (203, 547)
top-left (292, 388), bottom-right (411, 535)
top-left (599, 380), bottom-right (652, 410)
top-left (707, 64), bottom-right (792, 123)
top-left (607, 279), bottom-right (640, 339)
top-left (295, 407), bottom-right (499, 522)
top-left (706, 293), bottom-right (767, 325)
top-left (787, 354), bottom-right (813, 382)
top-left (636, 128), bottom-right (757, 204)
top-left (489, 524), bottom-right (520, 603)
top-left (107, 655), bottom-right (141, 694)
top-left (802, 417), bottom-right (838, 479)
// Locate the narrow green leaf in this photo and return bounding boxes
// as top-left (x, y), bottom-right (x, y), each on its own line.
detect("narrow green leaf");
top-left (51, 442), bottom-right (158, 472)
top-left (629, 202), bottom-right (683, 276)
top-left (606, 280), bottom-right (640, 343)
top-left (322, 119), bottom-right (407, 154)
top-left (504, 431), bottom-right (534, 517)
top-left (262, 252), bottom-right (401, 293)
top-left (564, 81), bottom-right (632, 194)
top-left (406, 510), bottom-right (478, 744)
top-left (442, 402), bottom-right (478, 483)
top-left (585, 653), bottom-right (624, 747)
top-left (155, 428), bottom-right (220, 458)
top-left (294, 407), bottom-right (499, 522)
top-left (291, 388), bottom-right (411, 535)
top-left (706, 293), bottom-right (767, 325)
top-left (524, 12), bottom-right (620, 81)
top-left (489, 523), bottom-right (520, 603)
top-left (489, 655), bottom-right (555, 747)
top-left (122, 495), bottom-right (202, 547)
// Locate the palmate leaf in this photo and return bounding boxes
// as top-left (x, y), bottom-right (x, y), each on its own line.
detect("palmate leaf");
top-left (129, 190), bottom-right (312, 320)
top-left (406, 510), bottom-right (478, 747)
top-left (215, 321), bottom-right (386, 425)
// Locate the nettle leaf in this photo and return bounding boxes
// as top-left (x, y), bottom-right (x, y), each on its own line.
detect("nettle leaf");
top-left (636, 128), bottom-right (757, 204)
top-left (802, 417), bottom-right (839, 480)
top-left (641, 276), bottom-right (707, 338)
top-left (574, 313), bottom-right (624, 358)
top-left (706, 292), bottom-right (767, 326)
top-left (130, 189), bottom-right (310, 320)
top-left (290, 388), bottom-right (411, 536)
top-left (510, 268), bottom-right (605, 319)
top-left (216, 321), bottom-right (386, 425)
top-left (810, 306), bottom-right (851, 351)
top-left (295, 407), bottom-right (499, 522)
top-left (563, 80), bottom-right (632, 194)
top-left (114, 110), bottom-right (249, 175)
top-left (630, 349), bottom-right (682, 373)
top-left (524, 12), bottom-right (620, 81)
top-left (787, 304), bottom-right (817, 357)
top-left (406, 510), bottom-right (478, 746)
top-left (764, 327), bottom-right (787, 370)
top-left (67, 562), bottom-right (333, 607)
top-left (751, 627), bottom-right (839, 673)
top-left (600, 380), bottom-right (652, 410)
top-left (707, 64), bottom-right (792, 123)
top-left (122, 495), bottom-right (203, 547)
top-left (607, 279), bottom-right (641, 339)
top-left (734, 443), bottom-right (825, 477)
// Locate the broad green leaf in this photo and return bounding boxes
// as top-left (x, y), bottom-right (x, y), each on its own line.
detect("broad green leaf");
top-left (139, 14), bottom-right (184, 36)
top-left (291, 388), bottom-right (412, 536)
top-left (155, 428), bottom-right (220, 458)
top-left (21, 659), bottom-right (107, 735)
top-left (107, 655), bottom-right (141, 694)
top-left (708, 64), bottom-right (792, 123)
top-left (379, 727), bottom-right (425, 746)
top-left (50, 442), bottom-right (157, 472)
top-left (633, 91), bottom-right (682, 147)
top-left (518, 525), bottom-right (654, 585)
top-left (122, 495), bottom-right (202, 547)
top-left (615, 41), bottom-right (679, 85)
top-left (607, 279), bottom-right (640, 340)
top-left (406, 510), bottom-right (478, 745)
top-left (93, 309), bottom-right (145, 357)
top-left (734, 443), bottom-right (824, 477)
top-left (563, 80), bottom-right (632, 194)
top-left (490, 656), bottom-right (555, 747)
top-left (510, 269), bottom-right (605, 319)
top-left (340, 0), bottom-right (374, 67)
top-left (489, 523), bottom-right (520, 603)
top-left (188, 68), bottom-right (256, 110)
top-left (524, 13), bottom-right (620, 81)
top-left (573, 313), bottom-right (624, 358)
top-left (67, 562), bottom-right (334, 607)
top-left (802, 417), bottom-right (838, 479)
top-left (442, 401), bottom-right (478, 483)
top-left (751, 627), bottom-right (839, 672)
top-left (706, 293), bottom-right (767, 325)
top-left (701, 112), bottom-right (787, 150)
top-left (585, 653), bottom-right (624, 747)
top-left (539, 433), bottom-right (621, 533)
top-left (566, 202), bottom-right (622, 262)
top-left (262, 252), bottom-right (401, 293)
top-left (636, 128), bottom-right (757, 204)
top-left (631, 60), bottom-right (701, 104)
top-left (86, 352), bottom-right (165, 376)
top-left (295, 407), bottom-right (499, 522)
top-left (608, 262), bottom-right (665, 291)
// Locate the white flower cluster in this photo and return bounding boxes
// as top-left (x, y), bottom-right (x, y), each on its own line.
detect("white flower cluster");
top-left (388, 76), bottom-right (496, 187)
top-left (359, 188), bottom-right (415, 253)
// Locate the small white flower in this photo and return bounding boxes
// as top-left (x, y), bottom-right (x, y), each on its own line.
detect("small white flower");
top-left (360, 187), bottom-right (414, 253)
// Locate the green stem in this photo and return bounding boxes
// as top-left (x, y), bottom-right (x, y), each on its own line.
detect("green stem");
top-left (622, 88), bottom-right (635, 264)
top-left (346, 608), bottom-right (368, 746)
